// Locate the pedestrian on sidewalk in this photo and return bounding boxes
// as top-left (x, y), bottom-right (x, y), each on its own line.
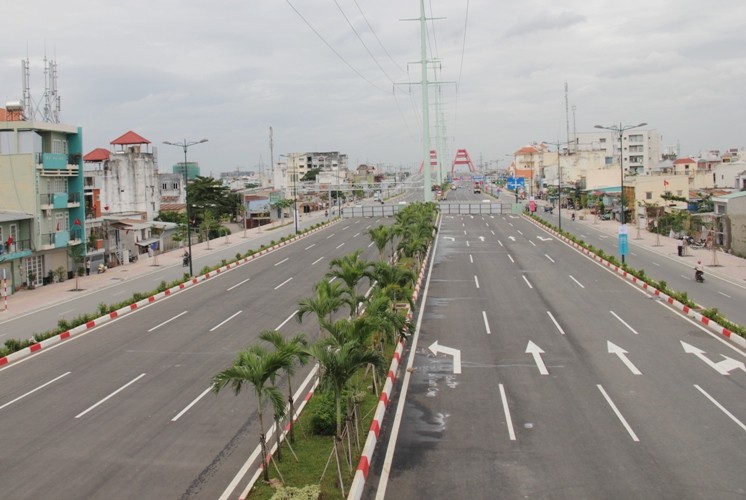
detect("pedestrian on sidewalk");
top-left (677, 237), bottom-right (684, 257)
top-left (86, 259), bottom-right (91, 276)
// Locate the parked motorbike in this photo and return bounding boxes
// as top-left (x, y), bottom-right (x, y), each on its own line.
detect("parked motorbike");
top-left (129, 253), bottom-right (138, 263)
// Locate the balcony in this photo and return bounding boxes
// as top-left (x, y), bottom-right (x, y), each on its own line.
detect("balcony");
top-left (36, 152), bottom-right (80, 176)
top-left (0, 238), bottom-right (32, 262)
top-left (40, 192), bottom-right (81, 209)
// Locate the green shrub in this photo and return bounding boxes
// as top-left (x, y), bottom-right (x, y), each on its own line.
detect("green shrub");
top-left (236, 252), bottom-right (242, 260)
top-left (270, 485), bottom-right (321, 500)
top-left (98, 302), bottom-right (109, 316)
top-left (306, 390), bottom-right (338, 436)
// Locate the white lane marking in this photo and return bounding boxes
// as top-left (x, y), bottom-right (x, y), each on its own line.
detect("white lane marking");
top-left (368, 242), bottom-right (374, 247)
top-left (274, 257), bottom-right (289, 266)
top-left (694, 384), bottom-right (746, 433)
top-left (336, 243), bottom-right (345, 249)
top-left (464, 230), bottom-right (467, 235)
top-left (462, 223), bottom-right (465, 227)
top-left (210, 310), bottom-right (243, 332)
top-left (652, 262), bottom-right (660, 266)
top-left (365, 225), bottom-right (371, 229)
top-left (517, 229), bottom-right (522, 235)
top-left (569, 275), bottom-right (585, 288)
top-left (469, 254), bottom-right (473, 264)
top-left (112, 290), bottom-right (127, 297)
top-left (172, 387), bottom-right (212, 422)
top-left (326, 233), bottom-right (335, 239)
top-left (275, 277), bottom-right (293, 290)
top-left (545, 254), bottom-right (555, 263)
top-left (466, 241), bottom-right (470, 247)
top-left (547, 311), bottom-right (565, 335)
top-left (353, 232), bottom-right (360, 238)
top-left (58, 308), bottom-right (75, 316)
top-left (342, 225), bottom-right (350, 230)
top-left (311, 256), bottom-right (324, 265)
top-left (75, 373), bottom-right (146, 419)
top-left (509, 222), bottom-right (514, 227)
top-left (610, 311), bottom-right (639, 335)
top-left (499, 384), bottom-right (516, 441)
top-left (718, 291), bottom-right (731, 298)
top-left (498, 240), bottom-right (503, 247)
top-left (227, 278), bottom-right (250, 291)
top-left (305, 243), bottom-right (316, 250)
top-left (597, 384), bottom-right (639, 441)
top-left (148, 310), bottom-right (188, 332)
top-left (680, 274), bottom-right (691, 280)
top-left (482, 311), bottom-right (491, 334)
top-left (491, 230), bottom-right (495, 236)
top-left (0, 371), bottom-right (71, 411)
top-left (508, 254), bottom-right (514, 263)
top-left (529, 240), bottom-right (536, 247)
top-left (329, 276), bottom-right (337, 283)
top-left (474, 275), bottom-right (480, 289)
top-left (277, 310), bottom-right (299, 330)
top-left (522, 275), bottom-right (533, 289)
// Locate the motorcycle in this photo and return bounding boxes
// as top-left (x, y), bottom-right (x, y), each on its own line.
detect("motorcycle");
top-left (97, 263), bottom-right (107, 274)
top-left (695, 269), bottom-right (704, 283)
top-left (182, 254), bottom-right (190, 267)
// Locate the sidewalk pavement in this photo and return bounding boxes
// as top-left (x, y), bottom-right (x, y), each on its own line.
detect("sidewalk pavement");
top-left (0, 211), bottom-right (333, 321)
top-left (555, 209), bottom-right (746, 284)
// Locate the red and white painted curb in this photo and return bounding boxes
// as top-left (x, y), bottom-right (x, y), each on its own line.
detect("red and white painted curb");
top-left (348, 340), bottom-right (405, 500)
top-left (525, 216), bottom-right (746, 349)
top-left (0, 221), bottom-right (341, 368)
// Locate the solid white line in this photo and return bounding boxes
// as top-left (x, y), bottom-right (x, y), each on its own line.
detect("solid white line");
top-left (610, 311), bottom-right (639, 335)
top-left (210, 310), bottom-right (242, 332)
top-left (75, 373), bottom-right (146, 419)
top-left (311, 256), bottom-right (324, 265)
top-left (508, 254), bottom-right (514, 263)
top-left (474, 275), bottom-right (480, 289)
top-left (522, 275), bottom-right (533, 289)
top-left (482, 311), bottom-right (491, 334)
top-left (336, 243), bottom-right (345, 249)
top-left (597, 384), bottom-right (639, 441)
top-left (499, 384), bottom-right (516, 441)
top-left (0, 371), bottom-right (71, 411)
top-left (569, 275), bottom-right (585, 288)
top-left (694, 384), bottom-right (746, 433)
top-left (148, 310), bottom-right (188, 332)
top-left (547, 311), bottom-right (566, 335)
top-left (305, 243), bottom-right (316, 250)
top-left (172, 387), bottom-right (212, 422)
top-left (545, 254), bottom-right (555, 263)
top-left (718, 291), bottom-right (731, 298)
top-left (375, 214), bottom-right (441, 500)
top-left (274, 277), bottom-right (293, 290)
top-left (276, 310), bottom-right (298, 330)
top-left (227, 278), bottom-right (250, 291)
top-left (469, 254), bottom-right (473, 264)
top-left (274, 257), bottom-right (289, 266)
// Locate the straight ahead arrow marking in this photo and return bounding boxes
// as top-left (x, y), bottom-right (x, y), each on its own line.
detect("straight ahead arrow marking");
top-left (607, 341), bottom-right (642, 375)
top-left (525, 341), bottom-right (548, 375)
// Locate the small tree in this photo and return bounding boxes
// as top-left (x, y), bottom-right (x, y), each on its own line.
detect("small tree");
top-left (67, 243), bottom-right (86, 291)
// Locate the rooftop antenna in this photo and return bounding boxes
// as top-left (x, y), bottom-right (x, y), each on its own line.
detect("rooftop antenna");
top-left (564, 82), bottom-right (570, 154)
top-left (22, 58), bottom-right (33, 119)
top-left (269, 126), bottom-right (275, 180)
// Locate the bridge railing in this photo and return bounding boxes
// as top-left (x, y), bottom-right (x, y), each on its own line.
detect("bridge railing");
top-left (341, 202), bottom-right (509, 217)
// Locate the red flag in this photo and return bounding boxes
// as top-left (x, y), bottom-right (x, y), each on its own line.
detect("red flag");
top-left (664, 179), bottom-right (669, 187)
top-left (56, 221), bottom-right (60, 231)
top-left (6, 236), bottom-right (13, 246)
top-left (74, 218), bottom-right (81, 226)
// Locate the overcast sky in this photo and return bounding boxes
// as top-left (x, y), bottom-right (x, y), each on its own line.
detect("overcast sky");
top-left (3, 0), bottom-right (745, 175)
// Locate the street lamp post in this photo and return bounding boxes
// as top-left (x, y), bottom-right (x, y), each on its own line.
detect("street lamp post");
top-left (593, 122), bottom-right (647, 263)
top-left (292, 160), bottom-right (299, 234)
top-left (163, 138), bottom-right (208, 277)
top-left (543, 140), bottom-right (572, 232)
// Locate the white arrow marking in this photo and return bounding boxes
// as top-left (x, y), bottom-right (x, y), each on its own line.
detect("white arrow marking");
top-left (681, 341), bottom-right (746, 375)
top-left (525, 341), bottom-right (548, 375)
top-left (443, 236), bottom-right (455, 241)
top-left (429, 341), bottom-right (462, 374)
top-left (537, 236), bottom-right (552, 241)
top-left (607, 341), bottom-right (642, 375)
top-left (508, 236), bottom-right (516, 241)
top-left (479, 236), bottom-right (485, 242)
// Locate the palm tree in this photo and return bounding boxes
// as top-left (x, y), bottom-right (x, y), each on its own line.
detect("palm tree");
top-left (367, 261), bottom-right (416, 308)
top-left (366, 225), bottom-right (392, 262)
top-left (271, 198), bottom-right (294, 226)
top-left (327, 250), bottom-right (371, 318)
top-left (212, 345), bottom-right (291, 482)
top-left (259, 330), bottom-right (309, 444)
top-left (365, 291), bottom-right (413, 348)
top-left (297, 279), bottom-right (346, 337)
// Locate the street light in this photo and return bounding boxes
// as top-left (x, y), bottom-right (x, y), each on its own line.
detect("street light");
top-left (593, 122), bottom-right (647, 263)
top-left (163, 138), bottom-right (208, 277)
top-left (543, 140), bottom-right (572, 232)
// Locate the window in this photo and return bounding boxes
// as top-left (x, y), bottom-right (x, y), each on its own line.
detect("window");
top-left (55, 213), bottom-right (68, 232)
top-left (646, 192), bottom-right (653, 200)
top-left (600, 138), bottom-right (606, 143)
top-left (52, 139), bottom-right (68, 155)
top-left (162, 182), bottom-right (168, 190)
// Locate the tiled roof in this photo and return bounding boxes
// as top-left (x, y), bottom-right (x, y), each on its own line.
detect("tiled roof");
top-left (83, 148), bottom-right (111, 162)
top-left (111, 130), bottom-right (151, 145)
top-left (673, 157), bottom-right (695, 164)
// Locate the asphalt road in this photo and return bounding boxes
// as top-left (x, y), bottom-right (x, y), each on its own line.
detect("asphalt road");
top-left (0, 218), bottom-right (388, 499)
top-left (366, 197), bottom-right (746, 499)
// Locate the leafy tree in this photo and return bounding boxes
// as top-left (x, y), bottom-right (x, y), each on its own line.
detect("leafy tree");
top-left (301, 168), bottom-right (321, 181)
top-left (366, 225), bottom-right (393, 262)
top-left (67, 243), bottom-right (86, 291)
top-left (188, 176), bottom-right (234, 225)
top-left (212, 345), bottom-right (291, 482)
top-left (327, 250), bottom-right (372, 318)
top-left (297, 279), bottom-right (346, 337)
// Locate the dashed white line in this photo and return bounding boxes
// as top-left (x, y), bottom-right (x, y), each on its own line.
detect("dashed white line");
top-left (148, 310), bottom-right (189, 332)
top-left (274, 257), bottom-right (289, 266)
top-left (522, 275), bottom-right (533, 289)
top-left (353, 232), bottom-right (360, 238)
top-left (277, 310), bottom-right (299, 330)
top-left (546, 311), bottom-right (566, 335)
top-left (275, 277), bottom-right (293, 290)
top-left (172, 387), bottom-right (212, 422)
top-left (482, 311), bottom-right (491, 334)
top-left (326, 234), bottom-right (335, 239)
top-left (610, 311), bottom-right (639, 335)
top-left (0, 372), bottom-right (71, 411)
top-left (469, 254), bottom-right (473, 264)
top-left (75, 373), bottom-right (147, 419)
top-left (569, 275), bottom-right (585, 288)
top-left (517, 230), bottom-right (523, 235)
top-left (694, 384), bottom-right (746, 433)
top-left (597, 384), bottom-right (639, 441)
top-left (336, 243), bottom-right (345, 249)
top-left (529, 240), bottom-right (536, 247)
top-left (305, 243), bottom-right (316, 250)
top-left (491, 230), bottom-right (495, 235)
top-left (474, 275), bottom-right (480, 289)
top-left (499, 384), bottom-right (516, 441)
top-left (311, 256), bottom-right (324, 265)
top-left (718, 291), bottom-right (731, 298)
top-left (508, 254), bottom-right (515, 263)
top-left (498, 240), bottom-right (503, 247)
top-left (368, 242), bottom-right (374, 247)
top-left (466, 241), bottom-right (470, 247)
top-left (545, 254), bottom-right (555, 263)
top-left (210, 310), bottom-right (243, 332)
top-left (227, 278), bottom-right (250, 291)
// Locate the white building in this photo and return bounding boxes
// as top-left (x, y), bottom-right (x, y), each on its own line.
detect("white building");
top-left (576, 128), bottom-right (662, 175)
top-left (274, 151), bottom-right (348, 199)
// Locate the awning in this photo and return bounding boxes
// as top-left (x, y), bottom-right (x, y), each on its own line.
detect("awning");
top-left (135, 238), bottom-right (159, 247)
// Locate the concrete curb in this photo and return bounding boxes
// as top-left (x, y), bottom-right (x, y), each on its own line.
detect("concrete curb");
top-left (0, 220), bottom-right (341, 368)
top-left (524, 216), bottom-right (746, 349)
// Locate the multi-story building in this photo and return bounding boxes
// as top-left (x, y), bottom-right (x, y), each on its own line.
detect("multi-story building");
top-left (576, 128), bottom-right (662, 175)
top-left (274, 151), bottom-right (348, 200)
top-left (0, 106), bottom-right (85, 291)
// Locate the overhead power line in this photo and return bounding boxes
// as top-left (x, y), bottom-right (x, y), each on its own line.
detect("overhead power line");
top-left (352, 0), bottom-right (407, 74)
